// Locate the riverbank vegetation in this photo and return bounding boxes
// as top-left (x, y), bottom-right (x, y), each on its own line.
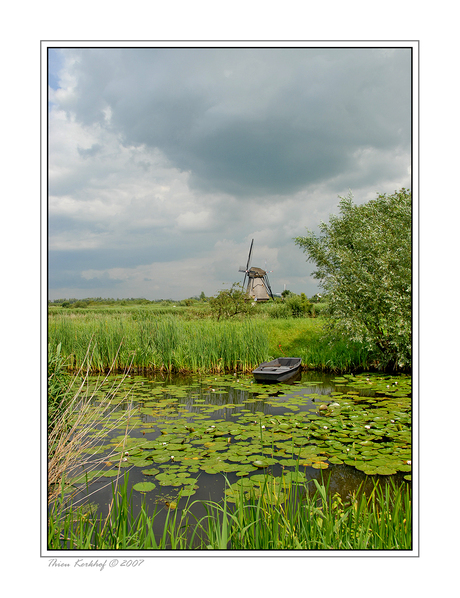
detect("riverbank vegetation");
top-left (48, 310), bottom-right (375, 374)
top-left (48, 472), bottom-right (411, 550)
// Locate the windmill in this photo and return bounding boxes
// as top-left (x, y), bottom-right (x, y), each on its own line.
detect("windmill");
top-left (238, 239), bottom-right (274, 301)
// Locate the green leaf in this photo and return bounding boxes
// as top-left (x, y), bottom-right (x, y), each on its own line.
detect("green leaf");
top-left (133, 481), bottom-right (156, 492)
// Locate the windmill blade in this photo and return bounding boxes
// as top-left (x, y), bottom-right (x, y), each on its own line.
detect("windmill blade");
top-left (263, 274), bottom-right (274, 300)
top-left (242, 272), bottom-right (248, 290)
top-left (239, 239), bottom-right (254, 292)
top-left (246, 239), bottom-right (254, 271)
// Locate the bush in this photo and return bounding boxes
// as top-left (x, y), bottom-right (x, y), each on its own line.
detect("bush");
top-left (295, 189), bottom-right (411, 369)
top-left (209, 283), bottom-right (255, 321)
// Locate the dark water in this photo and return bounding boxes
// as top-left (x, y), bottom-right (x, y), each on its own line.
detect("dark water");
top-left (66, 370), bottom-right (411, 534)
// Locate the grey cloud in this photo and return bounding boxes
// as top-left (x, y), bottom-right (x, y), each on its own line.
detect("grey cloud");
top-left (55, 48), bottom-right (411, 199)
top-left (77, 143), bottom-right (103, 158)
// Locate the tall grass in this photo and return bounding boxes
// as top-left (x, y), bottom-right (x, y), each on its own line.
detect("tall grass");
top-left (266, 318), bottom-right (372, 372)
top-left (48, 315), bottom-right (271, 373)
top-left (47, 344), bottom-right (137, 504)
top-left (48, 474), bottom-right (197, 550)
top-left (48, 474), bottom-right (411, 550)
top-left (49, 305), bottom-right (377, 373)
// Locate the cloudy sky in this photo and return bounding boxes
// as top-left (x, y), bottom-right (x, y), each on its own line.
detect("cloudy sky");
top-left (48, 44), bottom-right (412, 301)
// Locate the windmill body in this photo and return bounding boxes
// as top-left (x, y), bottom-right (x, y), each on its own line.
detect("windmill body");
top-left (238, 240), bottom-right (274, 301)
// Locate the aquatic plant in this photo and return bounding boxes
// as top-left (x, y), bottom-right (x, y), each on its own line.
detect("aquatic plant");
top-left (48, 473), bottom-right (411, 550)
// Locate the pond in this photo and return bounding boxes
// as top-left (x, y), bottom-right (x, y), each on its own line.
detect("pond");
top-left (64, 370), bottom-right (411, 530)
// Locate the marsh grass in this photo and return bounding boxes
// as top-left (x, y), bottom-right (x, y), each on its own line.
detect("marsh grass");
top-left (47, 343), bottom-right (138, 505)
top-left (48, 473), bottom-right (411, 550)
top-left (48, 316), bottom-right (271, 373)
top-left (49, 310), bottom-right (376, 373)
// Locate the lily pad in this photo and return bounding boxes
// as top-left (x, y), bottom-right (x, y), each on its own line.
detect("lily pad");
top-left (133, 481), bottom-right (156, 492)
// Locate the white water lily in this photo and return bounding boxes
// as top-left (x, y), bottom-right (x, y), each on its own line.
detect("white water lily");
top-left (365, 425), bottom-right (371, 429)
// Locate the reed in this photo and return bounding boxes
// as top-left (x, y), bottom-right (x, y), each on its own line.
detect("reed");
top-left (47, 344), bottom-right (137, 504)
top-left (48, 315), bottom-right (271, 373)
top-left (48, 307), bottom-right (377, 373)
top-left (48, 474), bottom-right (195, 550)
top-left (48, 474), bottom-right (411, 550)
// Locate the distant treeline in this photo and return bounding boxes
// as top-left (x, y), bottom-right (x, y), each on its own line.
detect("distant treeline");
top-left (49, 292), bottom-right (326, 308)
top-left (49, 296), bottom-right (206, 307)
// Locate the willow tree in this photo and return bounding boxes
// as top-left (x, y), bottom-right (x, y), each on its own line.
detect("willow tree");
top-left (294, 189), bottom-right (411, 369)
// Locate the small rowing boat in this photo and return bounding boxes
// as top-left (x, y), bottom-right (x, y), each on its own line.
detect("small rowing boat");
top-left (252, 357), bottom-right (302, 383)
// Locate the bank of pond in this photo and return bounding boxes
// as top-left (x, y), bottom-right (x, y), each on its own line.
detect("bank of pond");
top-left (48, 370), bottom-right (412, 551)
top-left (48, 314), bottom-right (379, 374)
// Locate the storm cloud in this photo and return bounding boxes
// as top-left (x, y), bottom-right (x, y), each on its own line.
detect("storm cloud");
top-left (48, 45), bottom-right (412, 300)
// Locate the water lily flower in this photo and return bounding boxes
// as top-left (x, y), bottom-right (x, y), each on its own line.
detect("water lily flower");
top-left (123, 457), bottom-right (128, 462)
top-left (261, 425), bottom-right (266, 429)
top-left (365, 425), bottom-right (371, 429)
top-left (390, 420), bottom-right (395, 423)
top-left (163, 442), bottom-right (167, 445)
top-left (406, 460), bottom-right (411, 465)
top-left (323, 426), bottom-right (328, 429)
top-left (170, 456), bottom-right (175, 461)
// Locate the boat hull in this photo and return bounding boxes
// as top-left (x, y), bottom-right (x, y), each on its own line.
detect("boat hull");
top-left (252, 357), bottom-right (302, 383)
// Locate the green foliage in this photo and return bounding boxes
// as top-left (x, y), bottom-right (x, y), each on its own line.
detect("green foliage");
top-left (295, 189), bottom-right (411, 369)
top-left (262, 293), bottom-right (311, 319)
top-left (209, 283), bottom-right (255, 321)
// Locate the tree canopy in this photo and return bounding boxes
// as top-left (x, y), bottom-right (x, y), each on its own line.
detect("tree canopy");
top-left (294, 189), bottom-right (411, 369)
